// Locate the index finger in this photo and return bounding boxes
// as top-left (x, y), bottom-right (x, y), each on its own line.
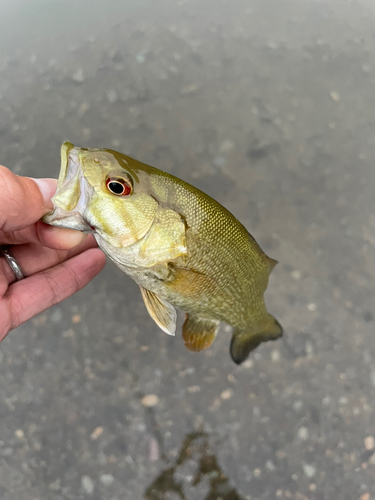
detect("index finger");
top-left (0, 165), bottom-right (56, 233)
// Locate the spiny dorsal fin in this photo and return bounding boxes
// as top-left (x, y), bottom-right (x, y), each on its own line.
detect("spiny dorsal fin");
top-left (140, 287), bottom-right (176, 336)
top-left (182, 314), bottom-right (220, 352)
top-left (267, 256), bottom-right (278, 271)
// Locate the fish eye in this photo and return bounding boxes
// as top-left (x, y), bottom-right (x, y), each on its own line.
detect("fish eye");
top-left (106, 177), bottom-right (132, 196)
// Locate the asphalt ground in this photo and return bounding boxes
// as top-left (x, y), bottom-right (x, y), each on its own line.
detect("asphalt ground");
top-left (0, 1), bottom-right (374, 499)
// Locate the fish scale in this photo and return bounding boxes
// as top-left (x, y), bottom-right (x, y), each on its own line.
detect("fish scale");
top-left (152, 176), bottom-right (269, 325)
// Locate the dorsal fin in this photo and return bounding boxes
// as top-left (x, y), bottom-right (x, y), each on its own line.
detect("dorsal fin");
top-left (267, 256), bottom-right (278, 271)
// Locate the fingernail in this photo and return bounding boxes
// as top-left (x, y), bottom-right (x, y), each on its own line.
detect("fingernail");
top-left (30, 178), bottom-right (57, 209)
top-left (51, 227), bottom-right (88, 249)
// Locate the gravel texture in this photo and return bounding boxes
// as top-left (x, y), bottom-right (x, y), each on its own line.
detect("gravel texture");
top-left (0, 1), bottom-right (375, 499)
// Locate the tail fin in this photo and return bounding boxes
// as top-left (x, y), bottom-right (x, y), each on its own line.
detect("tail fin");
top-left (230, 314), bottom-right (283, 365)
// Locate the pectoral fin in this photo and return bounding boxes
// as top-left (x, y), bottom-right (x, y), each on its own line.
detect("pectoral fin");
top-left (140, 287), bottom-right (177, 336)
top-left (182, 315), bottom-right (220, 352)
top-left (138, 207), bottom-right (187, 267)
top-left (230, 314), bottom-right (283, 365)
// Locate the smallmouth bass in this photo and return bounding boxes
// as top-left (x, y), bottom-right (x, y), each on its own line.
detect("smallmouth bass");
top-left (43, 143), bottom-right (282, 364)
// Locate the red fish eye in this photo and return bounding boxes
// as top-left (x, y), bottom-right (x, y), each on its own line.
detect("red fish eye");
top-left (106, 177), bottom-right (132, 196)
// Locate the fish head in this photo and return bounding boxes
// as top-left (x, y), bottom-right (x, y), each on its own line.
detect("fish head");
top-left (43, 142), bottom-right (159, 248)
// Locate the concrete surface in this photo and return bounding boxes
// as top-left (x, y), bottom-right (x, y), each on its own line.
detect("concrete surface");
top-left (0, 0), bottom-right (375, 499)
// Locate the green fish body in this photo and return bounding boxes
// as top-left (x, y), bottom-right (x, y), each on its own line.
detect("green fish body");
top-left (43, 143), bottom-right (282, 364)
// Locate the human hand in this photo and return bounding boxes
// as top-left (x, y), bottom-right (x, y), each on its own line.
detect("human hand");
top-left (0, 165), bottom-right (106, 341)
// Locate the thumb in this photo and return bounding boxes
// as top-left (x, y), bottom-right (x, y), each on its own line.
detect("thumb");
top-left (0, 165), bottom-right (57, 232)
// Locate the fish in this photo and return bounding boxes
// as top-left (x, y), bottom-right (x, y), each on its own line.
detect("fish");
top-left (43, 142), bottom-right (282, 364)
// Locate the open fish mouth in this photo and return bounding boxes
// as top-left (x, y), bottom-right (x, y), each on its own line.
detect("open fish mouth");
top-left (42, 143), bottom-right (94, 232)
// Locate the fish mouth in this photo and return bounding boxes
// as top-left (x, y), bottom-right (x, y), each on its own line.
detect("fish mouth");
top-left (42, 143), bottom-right (94, 232)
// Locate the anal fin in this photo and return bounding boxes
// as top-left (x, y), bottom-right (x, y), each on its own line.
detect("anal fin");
top-left (230, 314), bottom-right (283, 365)
top-left (140, 287), bottom-right (177, 336)
top-left (182, 315), bottom-right (220, 352)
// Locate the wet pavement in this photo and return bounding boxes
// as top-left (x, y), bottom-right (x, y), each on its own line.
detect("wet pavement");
top-left (0, 0), bottom-right (375, 499)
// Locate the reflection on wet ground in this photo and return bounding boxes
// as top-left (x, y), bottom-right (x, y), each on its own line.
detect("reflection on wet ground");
top-left (145, 431), bottom-right (245, 500)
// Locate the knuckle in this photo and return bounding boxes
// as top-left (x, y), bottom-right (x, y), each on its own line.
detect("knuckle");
top-left (8, 292), bottom-right (22, 330)
top-left (43, 271), bottom-right (61, 306)
top-left (63, 263), bottom-right (83, 294)
top-left (0, 302), bottom-right (11, 341)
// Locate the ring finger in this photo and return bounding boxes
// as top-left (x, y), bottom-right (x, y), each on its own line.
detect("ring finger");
top-left (0, 236), bottom-right (99, 293)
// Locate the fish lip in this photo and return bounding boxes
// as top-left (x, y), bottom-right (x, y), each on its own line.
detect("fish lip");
top-left (42, 212), bottom-right (92, 232)
top-left (42, 145), bottom-right (94, 232)
top-left (42, 208), bottom-right (93, 232)
top-left (65, 148), bottom-right (79, 179)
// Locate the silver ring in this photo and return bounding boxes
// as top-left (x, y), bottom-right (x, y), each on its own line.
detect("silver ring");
top-left (0, 246), bottom-right (24, 281)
